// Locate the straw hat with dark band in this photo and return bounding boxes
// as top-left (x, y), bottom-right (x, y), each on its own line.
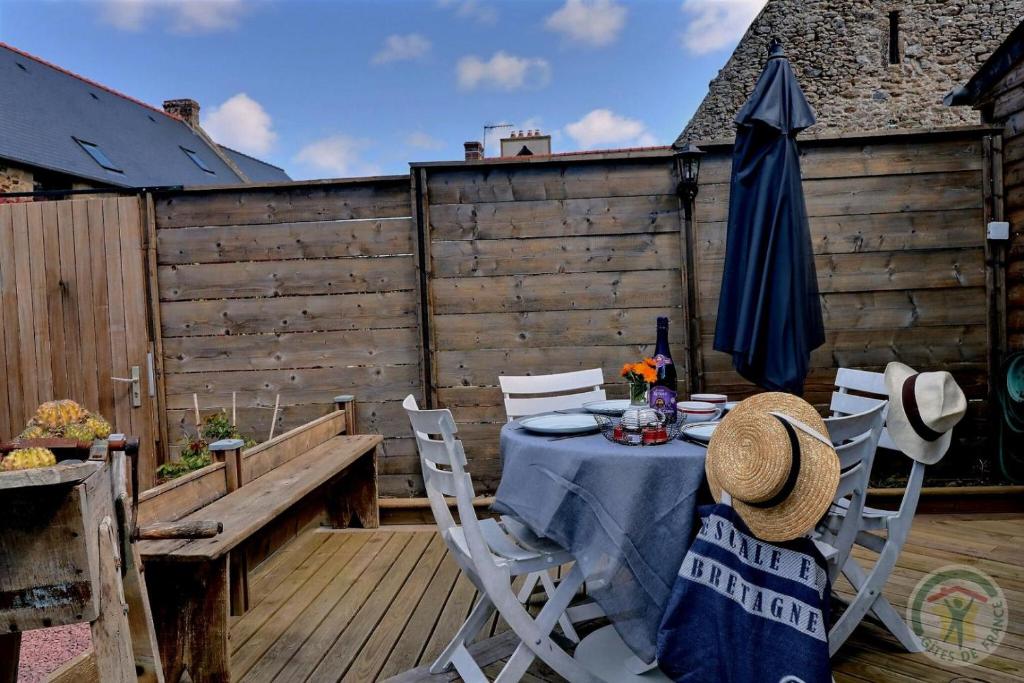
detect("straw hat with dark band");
top-left (706, 392), bottom-right (839, 542)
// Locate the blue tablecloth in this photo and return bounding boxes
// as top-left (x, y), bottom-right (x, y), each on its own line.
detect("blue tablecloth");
top-left (493, 420), bottom-right (707, 662)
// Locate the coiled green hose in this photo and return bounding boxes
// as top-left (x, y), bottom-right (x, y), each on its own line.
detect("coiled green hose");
top-left (997, 351), bottom-right (1024, 483)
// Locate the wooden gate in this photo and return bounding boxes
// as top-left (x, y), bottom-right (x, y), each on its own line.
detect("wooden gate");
top-left (0, 197), bottom-right (161, 488)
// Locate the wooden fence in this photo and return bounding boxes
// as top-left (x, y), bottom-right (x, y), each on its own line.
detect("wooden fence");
top-left (0, 126), bottom-right (1005, 495)
top-left (694, 130), bottom-right (991, 405)
top-left (414, 152), bottom-right (689, 491)
top-left (0, 197), bottom-right (160, 487)
top-left (150, 177), bottom-right (422, 495)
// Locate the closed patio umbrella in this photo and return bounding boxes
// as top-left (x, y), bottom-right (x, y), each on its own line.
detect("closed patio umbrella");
top-left (712, 39), bottom-right (825, 395)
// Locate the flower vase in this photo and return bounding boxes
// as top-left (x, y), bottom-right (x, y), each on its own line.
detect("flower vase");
top-left (621, 382), bottom-right (660, 431)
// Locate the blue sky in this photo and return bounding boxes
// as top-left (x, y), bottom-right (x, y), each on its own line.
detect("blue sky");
top-left (0, 0), bottom-right (766, 179)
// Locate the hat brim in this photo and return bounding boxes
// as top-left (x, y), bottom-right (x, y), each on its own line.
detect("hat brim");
top-left (884, 363), bottom-right (952, 465)
top-left (706, 394), bottom-right (840, 542)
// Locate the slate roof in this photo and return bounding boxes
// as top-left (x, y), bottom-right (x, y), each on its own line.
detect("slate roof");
top-left (0, 42), bottom-right (290, 188)
top-left (219, 145), bottom-right (290, 182)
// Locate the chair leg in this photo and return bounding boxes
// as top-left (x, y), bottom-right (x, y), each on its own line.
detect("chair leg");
top-left (491, 564), bottom-right (603, 683)
top-left (538, 569), bottom-right (581, 643)
top-left (836, 555), bottom-right (923, 654)
top-left (430, 595), bottom-right (496, 675)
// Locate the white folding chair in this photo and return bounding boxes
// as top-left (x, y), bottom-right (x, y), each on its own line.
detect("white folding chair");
top-left (824, 368), bottom-right (927, 655)
top-left (500, 368), bottom-right (606, 421)
top-left (404, 396), bottom-right (600, 682)
top-left (818, 401), bottom-right (887, 583)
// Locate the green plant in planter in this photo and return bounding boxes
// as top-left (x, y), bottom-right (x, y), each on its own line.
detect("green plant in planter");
top-left (157, 411), bottom-right (258, 482)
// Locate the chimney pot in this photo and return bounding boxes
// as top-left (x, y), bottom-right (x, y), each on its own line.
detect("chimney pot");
top-left (464, 140), bottom-right (484, 161)
top-left (163, 98), bottom-right (201, 127)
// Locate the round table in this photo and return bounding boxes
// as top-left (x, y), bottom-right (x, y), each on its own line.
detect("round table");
top-left (493, 419), bottom-right (708, 664)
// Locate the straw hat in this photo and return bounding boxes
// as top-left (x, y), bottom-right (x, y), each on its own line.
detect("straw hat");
top-left (706, 393), bottom-right (839, 542)
top-left (884, 362), bottom-right (966, 465)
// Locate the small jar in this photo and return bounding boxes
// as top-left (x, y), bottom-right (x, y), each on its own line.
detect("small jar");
top-left (613, 423), bottom-right (625, 441)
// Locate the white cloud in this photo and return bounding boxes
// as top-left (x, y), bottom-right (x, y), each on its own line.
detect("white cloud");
top-left (545, 0), bottom-right (627, 47)
top-left (680, 0), bottom-right (767, 55)
top-left (457, 52), bottom-right (551, 91)
top-left (202, 93), bottom-right (277, 155)
top-left (372, 33), bottom-right (432, 65)
top-left (294, 135), bottom-right (381, 178)
top-left (437, 0), bottom-right (497, 25)
top-left (99, 0), bottom-right (249, 33)
top-left (564, 109), bottom-right (658, 150)
top-left (406, 131), bottom-right (444, 150)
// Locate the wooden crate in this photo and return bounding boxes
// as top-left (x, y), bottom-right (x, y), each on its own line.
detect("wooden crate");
top-left (0, 460), bottom-right (103, 631)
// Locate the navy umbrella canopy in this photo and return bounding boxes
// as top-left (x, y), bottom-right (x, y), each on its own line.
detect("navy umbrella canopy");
top-left (712, 39), bottom-right (825, 395)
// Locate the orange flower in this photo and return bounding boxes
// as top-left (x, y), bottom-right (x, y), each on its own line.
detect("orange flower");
top-left (621, 363), bottom-right (634, 378)
top-left (643, 357), bottom-right (657, 368)
top-left (638, 365), bottom-right (657, 383)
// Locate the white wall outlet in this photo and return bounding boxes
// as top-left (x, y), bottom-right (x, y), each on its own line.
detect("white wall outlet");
top-left (988, 221), bottom-right (1010, 240)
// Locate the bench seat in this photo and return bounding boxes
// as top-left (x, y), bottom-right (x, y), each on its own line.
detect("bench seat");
top-left (139, 434), bottom-right (381, 563)
top-left (137, 398), bottom-right (379, 683)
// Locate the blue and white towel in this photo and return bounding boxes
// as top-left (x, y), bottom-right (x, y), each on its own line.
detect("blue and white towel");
top-left (656, 503), bottom-right (832, 683)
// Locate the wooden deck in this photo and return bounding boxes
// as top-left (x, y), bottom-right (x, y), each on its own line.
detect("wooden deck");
top-left (228, 514), bottom-right (1023, 682)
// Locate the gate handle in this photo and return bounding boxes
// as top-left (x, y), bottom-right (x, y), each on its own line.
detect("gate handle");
top-left (110, 366), bottom-right (142, 407)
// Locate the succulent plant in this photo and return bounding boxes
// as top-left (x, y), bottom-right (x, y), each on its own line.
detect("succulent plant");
top-left (2, 447), bottom-right (57, 471)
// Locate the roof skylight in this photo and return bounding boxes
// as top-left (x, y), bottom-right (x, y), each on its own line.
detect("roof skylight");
top-left (74, 138), bottom-right (122, 173)
top-left (181, 147), bottom-right (215, 174)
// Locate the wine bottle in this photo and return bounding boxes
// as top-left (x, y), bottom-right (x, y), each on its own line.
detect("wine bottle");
top-left (648, 317), bottom-right (678, 422)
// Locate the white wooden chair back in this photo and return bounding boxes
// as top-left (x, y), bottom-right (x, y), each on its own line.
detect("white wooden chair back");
top-left (499, 368), bottom-right (606, 421)
top-left (403, 395), bottom-right (509, 577)
top-left (403, 395), bottom-right (473, 543)
top-left (830, 368), bottom-right (897, 450)
top-left (403, 395), bottom-right (601, 682)
top-left (823, 403), bottom-right (885, 580)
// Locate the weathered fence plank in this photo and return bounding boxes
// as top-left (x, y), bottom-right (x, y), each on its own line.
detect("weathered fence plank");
top-left (153, 181), bottom-right (421, 493)
top-left (0, 197), bottom-right (158, 487)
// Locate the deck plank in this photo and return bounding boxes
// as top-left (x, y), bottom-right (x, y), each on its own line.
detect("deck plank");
top-left (343, 535), bottom-right (449, 682)
top-left (245, 528), bottom-right (330, 604)
top-left (378, 550), bottom-right (462, 679)
top-left (307, 532), bottom-right (433, 681)
top-left (232, 533), bottom-right (355, 653)
top-left (229, 514), bottom-right (1024, 682)
top-left (417, 572), bottom-right (479, 667)
top-left (237, 531), bottom-right (395, 681)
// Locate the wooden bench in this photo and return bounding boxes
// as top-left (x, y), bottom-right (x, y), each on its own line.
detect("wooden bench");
top-left (137, 395), bottom-right (380, 683)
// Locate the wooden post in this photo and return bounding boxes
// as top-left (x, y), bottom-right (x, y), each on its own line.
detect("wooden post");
top-left (0, 633), bottom-right (21, 683)
top-left (192, 393), bottom-right (201, 431)
top-left (141, 193), bottom-right (171, 474)
top-left (92, 517), bottom-right (138, 683)
top-left (209, 438), bottom-right (244, 493)
top-left (335, 394), bottom-right (357, 435)
top-left (411, 167), bottom-right (437, 408)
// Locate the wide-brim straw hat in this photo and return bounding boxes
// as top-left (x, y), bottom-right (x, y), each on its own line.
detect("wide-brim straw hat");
top-left (884, 362), bottom-right (967, 465)
top-left (706, 392), bottom-right (840, 542)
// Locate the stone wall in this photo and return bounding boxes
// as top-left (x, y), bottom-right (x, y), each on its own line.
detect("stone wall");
top-left (0, 162), bottom-right (32, 194)
top-left (680, 0), bottom-right (1024, 143)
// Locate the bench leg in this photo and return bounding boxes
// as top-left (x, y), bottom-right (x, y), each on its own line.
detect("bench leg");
top-left (328, 450), bottom-right (379, 529)
top-left (0, 633), bottom-right (21, 683)
top-left (229, 551), bottom-right (250, 617)
top-left (147, 557), bottom-right (231, 683)
top-left (92, 517), bottom-right (137, 683)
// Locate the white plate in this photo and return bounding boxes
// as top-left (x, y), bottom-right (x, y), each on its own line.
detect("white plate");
top-left (680, 422), bottom-right (718, 442)
top-left (582, 399), bottom-right (631, 416)
top-left (519, 413), bottom-right (601, 435)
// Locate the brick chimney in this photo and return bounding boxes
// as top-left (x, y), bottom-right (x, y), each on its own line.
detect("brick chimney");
top-left (163, 98), bottom-right (201, 127)
top-left (464, 141), bottom-right (484, 161)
